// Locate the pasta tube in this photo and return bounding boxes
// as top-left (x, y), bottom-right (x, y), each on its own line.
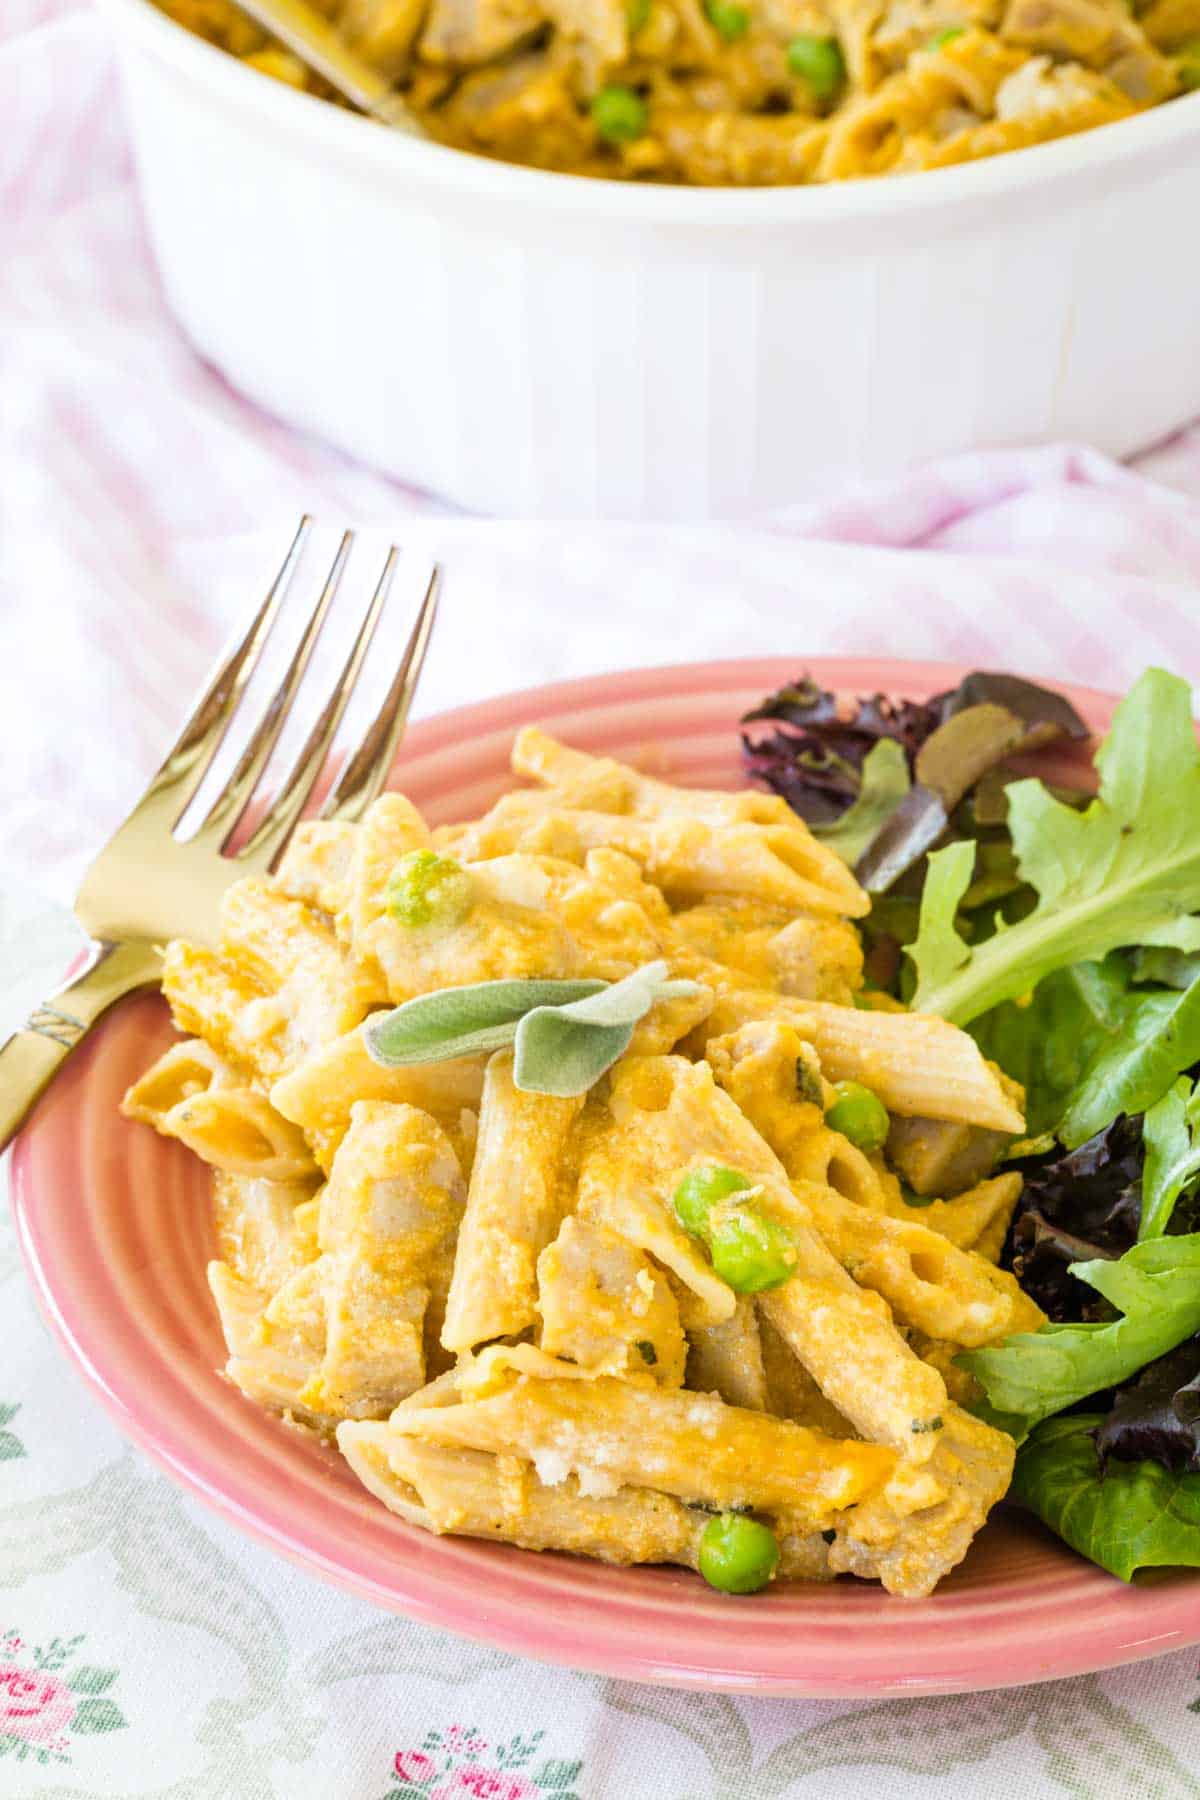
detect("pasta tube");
top-left (703, 990), bottom-right (1026, 1131)
top-left (440, 1053), bottom-right (582, 1355)
top-left (338, 1429), bottom-right (706, 1567)
top-left (270, 1026), bottom-right (485, 1173)
top-left (390, 1354), bottom-right (895, 1520)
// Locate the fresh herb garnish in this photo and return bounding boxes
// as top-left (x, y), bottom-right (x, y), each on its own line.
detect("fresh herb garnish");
top-left (363, 961), bottom-right (704, 1097)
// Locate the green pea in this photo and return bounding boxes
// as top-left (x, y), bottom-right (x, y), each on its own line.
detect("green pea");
top-left (1178, 37), bottom-right (1200, 88)
top-left (386, 850), bottom-right (474, 930)
top-left (591, 84), bottom-right (649, 143)
top-left (708, 1205), bottom-right (797, 1294)
top-left (698, 1513), bottom-right (780, 1594)
top-left (928, 23), bottom-right (964, 45)
top-left (672, 1164), bottom-right (753, 1236)
top-left (825, 1080), bottom-right (890, 1153)
top-left (705, 0), bottom-right (751, 39)
top-left (627, 0), bottom-right (651, 32)
top-left (786, 33), bottom-right (844, 99)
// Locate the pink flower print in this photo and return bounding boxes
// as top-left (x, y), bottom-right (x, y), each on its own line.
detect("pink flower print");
top-left (434, 1769), bottom-right (537, 1800)
top-left (0, 1665), bottom-right (76, 1747)
top-left (395, 1749), bottom-right (438, 1786)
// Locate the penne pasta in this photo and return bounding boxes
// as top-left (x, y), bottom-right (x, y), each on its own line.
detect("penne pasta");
top-left (270, 1024), bottom-right (485, 1173)
top-left (702, 989), bottom-right (1025, 1132)
top-left (339, 1429), bottom-right (707, 1568)
top-left (390, 1351), bottom-right (896, 1522)
top-left (707, 1023), bottom-right (1042, 1347)
top-left (537, 1216), bottom-right (687, 1386)
top-left (441, 1054), bottom-right (582, 1355)
top-left (127, 721), bottom-right (1045, 1599)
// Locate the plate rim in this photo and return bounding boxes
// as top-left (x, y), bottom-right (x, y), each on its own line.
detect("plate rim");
top-left (12, 652), bottom-right (1200, 1699)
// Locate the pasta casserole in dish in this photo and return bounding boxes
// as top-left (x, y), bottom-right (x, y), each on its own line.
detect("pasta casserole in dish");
top-left (159, 0), bottom-right (1200, 183)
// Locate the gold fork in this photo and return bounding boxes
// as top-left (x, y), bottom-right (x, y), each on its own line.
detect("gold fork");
top-left (0, 518), bottom-right (439, 1152)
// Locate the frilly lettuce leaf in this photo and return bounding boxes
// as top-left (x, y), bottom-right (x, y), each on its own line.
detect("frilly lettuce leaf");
top-left (1012, 1414), bottom-right (1200, 1581)
top-left (960, 1233), bottom-right (1200, 1436)
top-left (1057, 973), bottom-right (1200, 1150)
top-left (1140, 1077), bottom-right (1200, 1241)
top-left (967, 956), bottom-right (1137, 1139)
top-left (910, 669), bottom-right (1200, 1024)
top-left (811, 738), bottom-right (911, 867)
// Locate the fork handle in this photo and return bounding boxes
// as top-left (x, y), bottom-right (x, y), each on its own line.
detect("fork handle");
top-left (0, 940), bottom-right (161, 1154)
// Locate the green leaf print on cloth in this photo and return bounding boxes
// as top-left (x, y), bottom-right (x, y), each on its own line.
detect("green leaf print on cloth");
top-left (385, 1724), bottom-right (585, 1800)
top-left (0, 1627), bottom-right (126, 1766)
top-left (0, 1403), bottom-right (26, 1462)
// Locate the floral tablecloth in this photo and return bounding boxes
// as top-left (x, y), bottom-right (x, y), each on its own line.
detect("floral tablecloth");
top-left (6, 1), bottom-right (1200, 1795)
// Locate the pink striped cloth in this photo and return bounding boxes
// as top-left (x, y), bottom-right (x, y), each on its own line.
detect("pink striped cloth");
top-left (2, 0), bottom-right (1200, 902)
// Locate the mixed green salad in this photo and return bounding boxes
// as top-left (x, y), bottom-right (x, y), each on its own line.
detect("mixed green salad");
top-left (743, 665), bottom-right (1200, 1583)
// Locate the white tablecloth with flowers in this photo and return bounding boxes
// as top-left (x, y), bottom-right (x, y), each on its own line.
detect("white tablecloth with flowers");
top-left (5, 1), bottom-right (1200, 1794)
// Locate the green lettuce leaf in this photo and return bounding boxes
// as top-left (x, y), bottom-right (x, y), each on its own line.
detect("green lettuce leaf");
top-left (1141, 1077), bottom-right (1200, 1241)
top-left (812, 739), bottom-right (911, 866)
top-left (1131, 947), bottom-right (1200, 990)
top-left (910, 669), bottom-right (1200, 1024)
top-left (1057, 973), bottom-right (1200, 1149)
top-left (1011, 1414), bottom-right (1200, 1581)
top-left (907, 839), bottom-right (976, 998)
top-left (967, 956), bottom-right (1136, 1139)
top-left (960, 1233), bottom-right (1200, 1435)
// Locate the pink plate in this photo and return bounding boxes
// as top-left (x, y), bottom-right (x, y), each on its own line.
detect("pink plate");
top-left (12, 656), bottom-right (1200, 1697)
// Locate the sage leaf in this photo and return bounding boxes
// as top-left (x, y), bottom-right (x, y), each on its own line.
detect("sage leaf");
top-left (514, 1011), bottom-right (636, 1096)
top-left (365, 977), bottom-right (606, 1066)
top-left (363, 961), bottom-right (704, 1092)
top-left (511, 961), bottom-right (704, 1096)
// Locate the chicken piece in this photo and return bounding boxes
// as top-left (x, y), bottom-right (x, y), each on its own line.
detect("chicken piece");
top-left (668, 900), bottom-right (864, 1003)
top-left (418, 0), bottom-right (544, 63)
top-left (886, 1104), bottom-right (1015, 1199)
top-left (1001, 0), bottom-right (1178, 98)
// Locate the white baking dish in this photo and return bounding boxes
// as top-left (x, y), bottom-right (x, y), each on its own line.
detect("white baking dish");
top-left (102, 0), bottom-right (1200, 519)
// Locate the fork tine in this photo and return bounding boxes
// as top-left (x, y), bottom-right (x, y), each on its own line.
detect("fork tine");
top-left (237, 546), bottom-right (399, 869)
top-left (195, 530), bottom-right (354, 847)
top-left (142, 516), bottom-right (310, 821)
top-left (318, 565), bottom-right (439, 825)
